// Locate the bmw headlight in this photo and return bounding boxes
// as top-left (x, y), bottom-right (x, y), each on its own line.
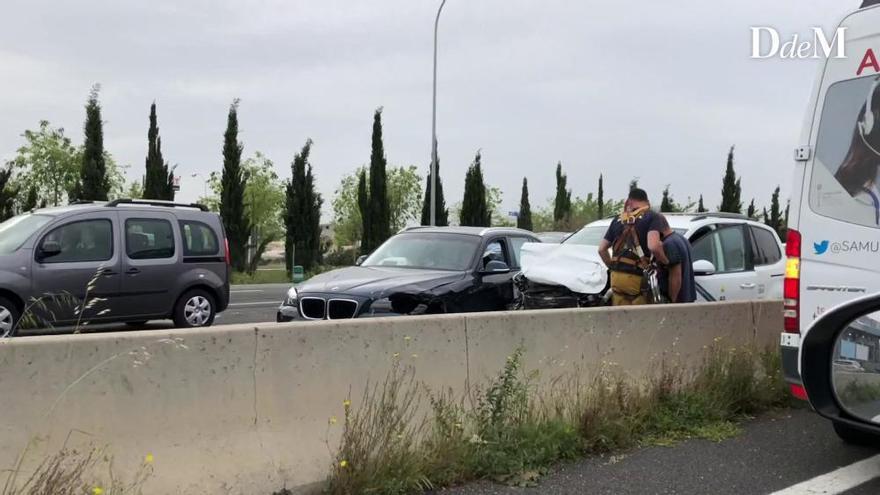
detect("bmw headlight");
top-left (283, 287), bottom-right (299, 307)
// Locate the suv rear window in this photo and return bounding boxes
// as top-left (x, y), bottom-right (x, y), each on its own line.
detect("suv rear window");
top-left (180, 221), bottom-right (219, 256)
top-left (810, 76), bottom-right (880, 228)
top-left (750, 226), bottom-right (781, 266)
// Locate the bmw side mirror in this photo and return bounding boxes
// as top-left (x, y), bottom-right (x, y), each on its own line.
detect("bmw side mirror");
top-left (801, 294), bottom-right (880, 443)
top-left (355, 255), bottom-right (368, 266)
top-left (692, 259), bottom-right (716, 276)
top-left (482, 259), bottom-right (510, 274)
top-left (38, 240), bottom-right (62, 261)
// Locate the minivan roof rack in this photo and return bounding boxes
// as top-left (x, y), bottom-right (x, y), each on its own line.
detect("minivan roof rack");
top-left (106, 198), bottom-right (209, 212)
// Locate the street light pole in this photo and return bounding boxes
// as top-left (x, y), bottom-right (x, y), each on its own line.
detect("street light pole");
top-left (430, 0), bottom-right (447, 226)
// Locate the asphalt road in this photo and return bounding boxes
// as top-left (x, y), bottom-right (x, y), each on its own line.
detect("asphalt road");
top-left (438, 408), bottom-right (880, 495)
top-left (16, 283), bottom-right (291, 336)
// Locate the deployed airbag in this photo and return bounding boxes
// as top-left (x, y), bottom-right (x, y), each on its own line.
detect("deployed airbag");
top-left (519, 243), bottom-right (608, 294)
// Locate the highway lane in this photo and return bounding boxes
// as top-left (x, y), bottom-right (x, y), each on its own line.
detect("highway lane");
top-left (15, 283), bottom-right (292, 336)
top-left (439, 407), bottom-right (880, 495)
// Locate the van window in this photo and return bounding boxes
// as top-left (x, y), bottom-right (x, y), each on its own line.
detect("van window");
top-left (180, 221), bottom-right (219, 256)
top-left (0, 214), bottom-right (52, 255)
top-left (39, 219), bottom-right (113, 263)
top-left (810, 76), bottom-right (880, 228)
top-left (126, 218), bottom-right (174, 259)
top-left (750, 226), bottom-right (781, 266)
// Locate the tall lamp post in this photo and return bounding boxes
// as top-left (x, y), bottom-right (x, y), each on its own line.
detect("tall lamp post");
top-left (430, 0), bottom-right (447, 226)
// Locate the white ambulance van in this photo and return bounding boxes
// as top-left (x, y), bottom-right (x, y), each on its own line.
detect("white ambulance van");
top-left (782, 0), bottom-right (880, 435)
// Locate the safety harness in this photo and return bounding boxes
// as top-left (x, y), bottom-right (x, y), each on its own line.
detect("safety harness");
top-left (610, 206), bottom-right (652, 275)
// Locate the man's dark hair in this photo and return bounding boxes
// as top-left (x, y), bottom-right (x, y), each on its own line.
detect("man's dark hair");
top-left (628, 187), bottom-right (649, 203)
top-left (656, 214), bottom-right (671, 233)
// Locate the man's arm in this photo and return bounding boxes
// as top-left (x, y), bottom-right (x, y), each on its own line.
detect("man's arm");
top-left (668, 263), bottom-right (682, 303)
top-left (598, 239), bottom-right (612, 267)
top-left (648, 231), bottom-right (668, 264)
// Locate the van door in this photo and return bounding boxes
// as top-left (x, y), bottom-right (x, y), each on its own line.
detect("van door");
top-left (690, 224), bottom-right (758, 301)
top-left (117, 211), bottom-right (180, 318)
top-left (30, 212), bottom-right (121, 326)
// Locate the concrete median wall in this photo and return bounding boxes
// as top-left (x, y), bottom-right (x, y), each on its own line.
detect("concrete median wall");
top-left (0, 301), bottom-right (781, 494)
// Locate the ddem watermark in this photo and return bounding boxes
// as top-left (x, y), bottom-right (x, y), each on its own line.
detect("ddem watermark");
top-left (750, 27), bottom-right (847, 59)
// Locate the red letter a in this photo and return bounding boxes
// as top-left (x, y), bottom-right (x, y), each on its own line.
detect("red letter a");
top-left (858, 48), bottom-right (880, 76)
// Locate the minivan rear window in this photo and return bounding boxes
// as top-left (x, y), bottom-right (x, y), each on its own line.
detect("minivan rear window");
top-left (810, 76), bottom-right (880, 228)
top-left (180, 221), bottom-right (219, 256)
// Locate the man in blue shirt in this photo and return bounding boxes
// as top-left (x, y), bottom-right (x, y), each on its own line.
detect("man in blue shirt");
top-left (656, 215), bottom-right (696, 303)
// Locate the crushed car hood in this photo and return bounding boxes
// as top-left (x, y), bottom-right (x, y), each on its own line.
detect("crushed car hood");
top-left (297, 265), bottom-right (467, 297)
top-left (519, 243), bottom-right (607, 294)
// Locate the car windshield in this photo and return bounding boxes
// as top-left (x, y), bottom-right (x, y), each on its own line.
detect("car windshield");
top-left (362, 233), bottom-right (480, 271)
top-left (0, 214), bottom-right (52, 255)
top-left (563, 226), bottom-right (609, 246)
top-left (564, 225), bottom-right (688, 246)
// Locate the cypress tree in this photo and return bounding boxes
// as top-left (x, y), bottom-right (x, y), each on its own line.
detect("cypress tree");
top-left (368, 108), bottom-right (390, 249)
top-left (762, 207), bottom-right (769, 222)
top-left (553, 162), bottom-right (572, 228)
top-left (747, 199), bottom-right (756, 218)
top-left (517, 177), bottom-right (532, 231)
top-left (597, 174), bottom-right (604, 219)
top-left (768, 186), bottom-right (782, 236)
top-left (460, 151), bottom-right (490, 227)
top-left (420, 150), bottom-right (448, 226)
top-left (143, 102), bottom-right (175, 200)
top-left (720, 145), bottom-right (742, 213)
top-left (76, 85), bottom-right (109, 201)
top-left (357, 170), bottom-right (371, 254)
top-left (284, 139), bottom-right (322, 271)
top-left (0, 165), bottom-right (16, 221)
top-left (660, 185), bottom-right (673, 212)
top-left (219, 99), bottom-right (250, 272)
top-left (23, 186), bottom-right (38, 212)
top-left (697, 195), bottom-right (707, 213)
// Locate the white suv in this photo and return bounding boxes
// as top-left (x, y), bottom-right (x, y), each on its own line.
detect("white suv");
top-left (565, 212), bottom-right (785, 302)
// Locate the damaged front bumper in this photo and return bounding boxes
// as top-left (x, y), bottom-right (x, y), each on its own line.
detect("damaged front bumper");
top-left (514, 273), bottom-right (609, 310)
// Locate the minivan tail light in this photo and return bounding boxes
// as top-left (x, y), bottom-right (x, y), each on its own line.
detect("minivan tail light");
top-left (224, 238), bottom-right (231, 266)
top-left (784, 229), bottom-right (801, 333)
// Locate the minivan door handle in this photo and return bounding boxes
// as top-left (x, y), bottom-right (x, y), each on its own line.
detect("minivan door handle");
top-left (740, 283), bottom-right (757, 289)
top-left (125, 267), bottom-right (141, 275)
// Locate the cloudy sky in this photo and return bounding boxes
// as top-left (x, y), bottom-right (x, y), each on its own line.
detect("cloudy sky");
top-left (0, 1), bottom-right (859, 220)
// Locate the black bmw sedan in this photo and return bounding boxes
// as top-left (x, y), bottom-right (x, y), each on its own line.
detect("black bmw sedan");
top-left (277, 226), bottom-right (539, 321)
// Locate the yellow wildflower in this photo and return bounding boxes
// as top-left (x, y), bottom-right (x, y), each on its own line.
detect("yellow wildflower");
top-left (411, 353), bottom-right (418, 359)
top-left (404, 335), bottom-right (411, 341)
top-left (343, 399), bottom-right (351, 408)
top-left (339, 460), bottom-right (348, 468)
top-left (145, 453), bottom-right (154, 464)
top-left (329, 416), bottom-right (338, 425)
top-left (392, 352), bottom-right (400, 358)
top-left (92, 488), bottom-right (104, 495)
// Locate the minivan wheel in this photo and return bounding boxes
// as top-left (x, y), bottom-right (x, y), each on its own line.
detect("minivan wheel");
top-left (0, 297), bottom-right (20, 337)
top-left (833, 421), bottom-right (880, 446)
top-left (173, 290), bottom-right (216, 328)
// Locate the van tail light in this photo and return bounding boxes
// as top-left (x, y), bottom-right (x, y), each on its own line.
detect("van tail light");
top-left (790, 383), bottom-right (808, 401)
top-left (224, 238), bottom-right (231, 266)
top-left (784, 229), bottom-right (801, 333)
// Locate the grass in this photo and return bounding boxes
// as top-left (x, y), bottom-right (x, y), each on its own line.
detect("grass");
top-left (1, 446), bottom-right (152, 495)
top-left (322, 344), bottom-right (791, 494)
top-left (231, 265), bottom-right (340, 285)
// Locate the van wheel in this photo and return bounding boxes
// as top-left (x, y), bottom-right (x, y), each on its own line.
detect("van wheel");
top-left (833, 421), bottom-right (880, 446)
top-left (173, 290), bottom-right (216, 328)
top-left (0, 297), bottom-right (20, 337)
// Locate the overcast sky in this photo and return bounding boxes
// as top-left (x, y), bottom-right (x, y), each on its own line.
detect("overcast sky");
top-left (0, 1), bottom-right (859, 220)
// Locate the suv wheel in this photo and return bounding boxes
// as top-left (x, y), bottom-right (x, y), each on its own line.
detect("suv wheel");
top-left (833, 420), bottom-right (880, 446)
top-left (0, 297), bottom-right (20, 337)
top-left (173, 290), bottom-right (216, 328)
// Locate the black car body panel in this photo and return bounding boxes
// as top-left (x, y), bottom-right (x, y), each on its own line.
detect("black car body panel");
top-left (277, 227), bottom-right (539, 321)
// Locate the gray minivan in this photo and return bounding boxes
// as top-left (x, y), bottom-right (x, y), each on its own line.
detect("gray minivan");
top-left (0, 199), bottom-right (230, 335)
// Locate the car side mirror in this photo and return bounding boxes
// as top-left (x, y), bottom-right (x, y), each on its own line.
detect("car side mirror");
top-left (801, 295), bottom-right (880, 435)
top-left (482, 259), bottom-right (510, 274)
top-left (38, 240), bottom-right (62, 261)
top-left (692, 259), bottom-right (716, 276)
top-left (355, 255), bottom-right (368, 266)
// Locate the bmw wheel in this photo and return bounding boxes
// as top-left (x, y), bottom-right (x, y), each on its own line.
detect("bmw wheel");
top-left (173, 290), bottom-right (216, 328)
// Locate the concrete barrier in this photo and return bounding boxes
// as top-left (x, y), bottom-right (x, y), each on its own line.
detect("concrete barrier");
top-left (0, 300), bottom-right (781, 494)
